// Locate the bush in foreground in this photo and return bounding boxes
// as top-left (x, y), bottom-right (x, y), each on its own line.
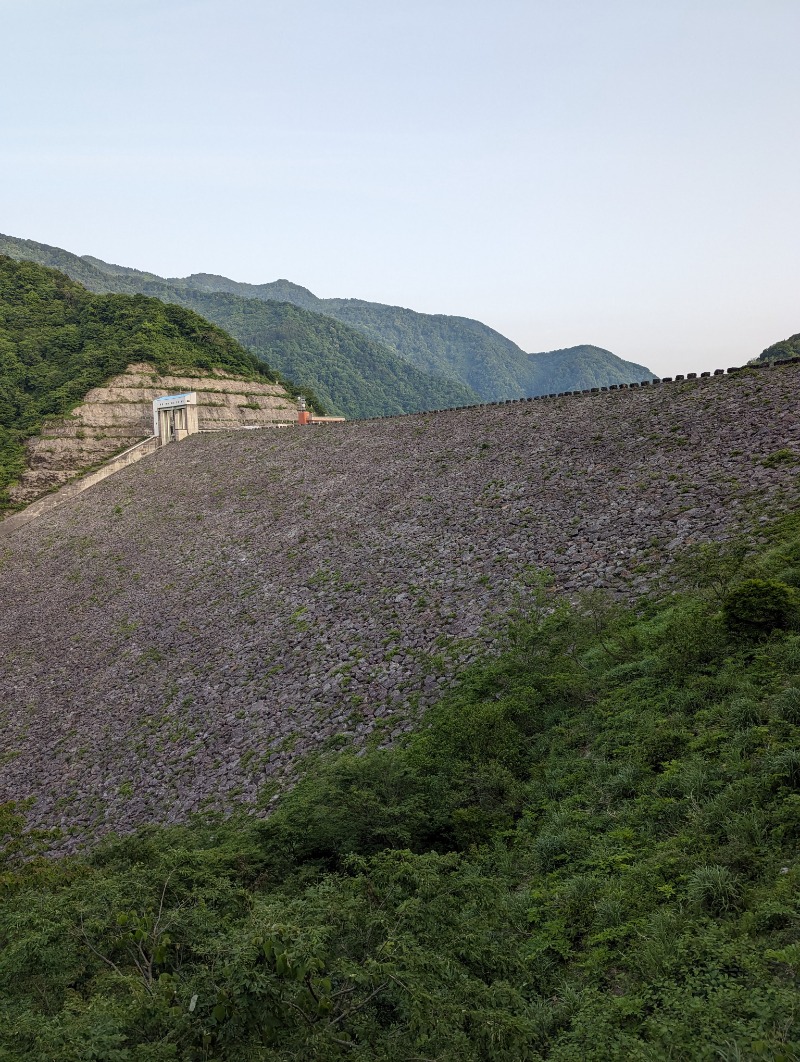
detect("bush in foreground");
top-left (1, 521), bottom-right (799, 1059)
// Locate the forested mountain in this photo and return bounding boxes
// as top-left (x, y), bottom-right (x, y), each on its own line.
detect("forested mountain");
top-left (164, 271), bottom-right (656, 398)
top-left (0, 233), bottom-right (654, 404)
top-left (525, 344), bottom-right (657, 392)
top-left (311, 301), bottom-right (655, 398)
top-left (0, 235), bottom-right (481, 416)
top-left (0, 255), bottom-right (305, 506)
top-left (760, 332), bottom-right (800, 362)
top-left (143, 289), bottom-right (481, 418)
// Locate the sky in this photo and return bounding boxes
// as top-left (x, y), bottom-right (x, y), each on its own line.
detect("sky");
top-left (2, 0), bottom-right (799, 377)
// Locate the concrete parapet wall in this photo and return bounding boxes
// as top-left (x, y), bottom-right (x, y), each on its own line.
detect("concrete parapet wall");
top-left (354, 356), bottom-right (800, 423)
top-left (0, 435), bottom-right (160, 537)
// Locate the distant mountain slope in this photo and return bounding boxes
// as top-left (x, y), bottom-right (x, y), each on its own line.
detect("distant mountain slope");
top-left (0, 234), bottom-right (112, 291)
top-left (0, 233), bottom-right (654, 403)
top-left (0, 255), bottom-right (297, 509)
top-left (313, 298), bottom-right (539, 398)
top-left (759, 332), bottom-right (800, 362)
top-left (524, 345), bottom-right (657, 393)
top-left (166, 272), bottom-right (657, 400)
top-left (153, 289), bottom-right (481, 418)
top-left (0, 234), bottom-right (481, 416)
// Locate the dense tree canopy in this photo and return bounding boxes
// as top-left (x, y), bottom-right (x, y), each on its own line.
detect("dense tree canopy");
top-left (760, 332), bottom-right (800, 362)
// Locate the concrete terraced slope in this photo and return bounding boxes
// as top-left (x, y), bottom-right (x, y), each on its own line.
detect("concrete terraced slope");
top-left (1, 363), bottom-right (799, 851)
top-left (0, 254), bottom-right (308, 514)
top-left (8, 363), bottom-right (296, 505)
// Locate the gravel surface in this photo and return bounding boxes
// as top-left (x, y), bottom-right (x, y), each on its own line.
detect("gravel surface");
top-left (2, 364), bottom-right (799, 851)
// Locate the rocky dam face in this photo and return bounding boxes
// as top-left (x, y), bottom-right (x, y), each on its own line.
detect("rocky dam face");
top-left (1, 364), bottom-right (799, 850)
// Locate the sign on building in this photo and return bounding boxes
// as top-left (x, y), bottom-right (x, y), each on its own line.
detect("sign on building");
top-left (153, 392), bottom-right (199, 443)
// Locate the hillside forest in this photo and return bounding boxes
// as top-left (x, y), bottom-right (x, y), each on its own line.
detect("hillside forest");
top-left (1, 515), bottom-right (799, 1059)
top-left (0, 256), bottom-right (320, 510)
top-left (0, 232), bottom-right (655, 412)
top-left (760, 333), bottom-right (800, 363)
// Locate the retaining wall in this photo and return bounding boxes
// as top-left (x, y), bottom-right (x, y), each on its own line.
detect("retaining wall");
top-left (0, 436), bottom-right (161, 538)
top-left (7, 362), bottom-right (296, 507)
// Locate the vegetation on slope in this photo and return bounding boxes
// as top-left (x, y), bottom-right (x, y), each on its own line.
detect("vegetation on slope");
top-left (284, 295), bottom-right (549, 397)
top-left (0, 233), bottom-right (653, 406)
top-left (524, 345), bottom-right (656, 395)
top-left (0, 256), bottom-right (315, 510)
top-left (313, 303), bottom-right (655, 400)
top-left (2, 517), bottom-right (799, 1060)
top-left (0, 234), bottom-right (482, 418)
top-left (152, 290), bottom-right (481, 418)
top-left (155, 272), bottom-right (656, 401)
top-left (760, 333), bottom-right (800, 363)
top-left (0, 234), bottom-right (133, 293)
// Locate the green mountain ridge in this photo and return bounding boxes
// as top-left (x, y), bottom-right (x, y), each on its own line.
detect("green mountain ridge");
top-left (0, 232), bottom-right (655, 406)
top-left (159, 269), bottom-right (657, 400)
top-left (152, 288), bottom-right (481, 419)
top-left (0, 234), bottom-right (480, 418)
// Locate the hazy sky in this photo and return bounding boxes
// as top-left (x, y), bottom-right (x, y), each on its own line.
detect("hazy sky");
top-left (2, 0), bottom-right (799, 376)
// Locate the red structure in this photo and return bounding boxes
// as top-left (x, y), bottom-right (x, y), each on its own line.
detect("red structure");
top-left (296, 396), bottom-right (345, 426)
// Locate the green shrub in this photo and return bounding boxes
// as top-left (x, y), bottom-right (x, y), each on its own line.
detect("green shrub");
top-left (770, 749), bottom-right (800, 789)
top-left (771, 686), bottom-right (800, 723)
top-left (687, 865), bottom-right (742, 914)
top-left (728, 695), bottom-right (769, 728)
top-left (760, 448), bottom-right (798, 468)
top-left (722, 578), bottom-right (796, 639)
